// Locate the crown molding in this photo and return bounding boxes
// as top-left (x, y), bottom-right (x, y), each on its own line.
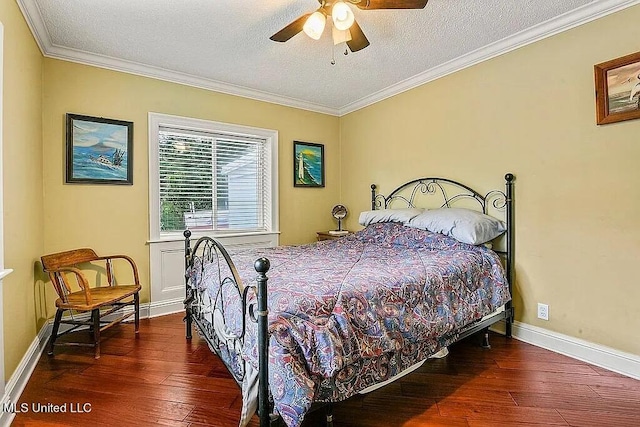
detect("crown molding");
top-left (17, 0), bottom-right (640, 117)
top-left (14, 0), bottom-right (340, 116)
top-left (45, 44), bottom-right (340, 116)
top-left (15, 0), bottom-right (51, 53)
top-left (338, 0), bottom-right (640, 115)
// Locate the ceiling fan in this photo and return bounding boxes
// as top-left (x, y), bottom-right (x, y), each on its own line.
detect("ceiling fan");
top-left (270, 0), bottom-right (429, 53)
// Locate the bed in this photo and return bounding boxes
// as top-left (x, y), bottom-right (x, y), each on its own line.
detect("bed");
top-left (183, 174), bottom-right (515, 427)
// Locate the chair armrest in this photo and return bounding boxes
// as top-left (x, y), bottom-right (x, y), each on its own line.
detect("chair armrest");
top-left (47, 267), bottom-right (92, 304)
top-left (94, 255), bottom-right (140, 287)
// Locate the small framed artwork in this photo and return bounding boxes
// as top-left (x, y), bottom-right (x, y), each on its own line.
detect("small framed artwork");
top-left (66, 113), bottom-right (133, 184)
top-left (294, 141), bottom-right (325, 188)
top-left (594, 51), bottom-right (640, 125)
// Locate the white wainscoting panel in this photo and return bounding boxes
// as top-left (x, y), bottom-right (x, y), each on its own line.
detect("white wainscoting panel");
top-left (149, 232), bottom-right (278, 309)
top-left (150, 240), bottom-right (186, 304)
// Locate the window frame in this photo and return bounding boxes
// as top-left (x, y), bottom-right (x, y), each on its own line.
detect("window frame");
top-left (148, 112), bottom-right (279, 243)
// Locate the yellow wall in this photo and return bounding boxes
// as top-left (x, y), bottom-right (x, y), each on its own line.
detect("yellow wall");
top-left (0, 2), bottom-right (45, 380)
top-left (42, 59), bottom-right (340, 304)
top-left (340, 6), bottom-right (640, 355)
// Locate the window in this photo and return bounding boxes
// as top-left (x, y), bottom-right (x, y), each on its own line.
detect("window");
top-left (159, 130), bottom-right (265, 233)
top-left (149, 113), bottom-right (278, 240)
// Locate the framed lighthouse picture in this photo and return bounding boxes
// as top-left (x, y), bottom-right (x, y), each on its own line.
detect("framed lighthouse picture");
top-left (66, 113), bottom-right (133, 184)
top-left (294, 141), bottom-right (324, 188)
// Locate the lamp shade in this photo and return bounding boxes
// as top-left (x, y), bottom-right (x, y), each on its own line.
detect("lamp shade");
top-left (332, 2), bottom-right (355, 31)
top-left (303, 11), bottom-right (326, 40)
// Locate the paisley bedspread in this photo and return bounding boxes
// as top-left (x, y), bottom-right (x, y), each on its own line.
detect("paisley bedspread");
top-left (193, 222), bottom-right (510, 426)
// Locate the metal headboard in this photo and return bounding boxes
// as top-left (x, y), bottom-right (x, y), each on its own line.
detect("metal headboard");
top-left (371, 177), bottom-right (506, 214)
top-left (370, 173), bottom-right (516, 337)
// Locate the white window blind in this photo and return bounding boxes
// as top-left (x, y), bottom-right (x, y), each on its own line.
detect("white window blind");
top-left (158, 127), bottom-right (269, 234)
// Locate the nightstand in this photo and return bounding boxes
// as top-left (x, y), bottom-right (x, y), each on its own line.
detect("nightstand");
top-left (317, 231), bottom-right (352, 241)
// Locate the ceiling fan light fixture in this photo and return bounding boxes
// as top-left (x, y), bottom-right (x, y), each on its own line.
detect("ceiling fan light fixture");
top-left (332, 25), bottom-right (352, 45)
top-left (303, 11), bottom-right (326, 40)
top-left (332, 2), bottom-right (355, 31)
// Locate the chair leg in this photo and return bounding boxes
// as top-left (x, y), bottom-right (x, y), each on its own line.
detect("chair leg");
top-left (134, 292), bottom-right (140, 335)
top-left (92, 309), bottom-right (101, 359)
top-left (48, 309), bottom-right (63, 356)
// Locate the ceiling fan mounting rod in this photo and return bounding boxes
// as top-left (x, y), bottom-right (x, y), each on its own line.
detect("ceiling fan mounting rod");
top-left (320, 0), bottom-right (361, 9)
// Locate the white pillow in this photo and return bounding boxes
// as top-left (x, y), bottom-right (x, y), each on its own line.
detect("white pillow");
top-left (358, 208), bottom-right (424, 226)
top-left (406, 208), bottom-right (506, 245)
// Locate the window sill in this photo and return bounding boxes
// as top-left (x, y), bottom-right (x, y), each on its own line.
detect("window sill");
top-left (0, 269), bottom-right (13, 280)
top-left (147, 230), bottom-right (280, 245)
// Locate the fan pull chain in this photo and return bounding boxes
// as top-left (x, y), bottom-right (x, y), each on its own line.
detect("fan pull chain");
top-left (331, 43), bottom-right (336, 65)
top-left (330, 45), bottom-right (349, 65)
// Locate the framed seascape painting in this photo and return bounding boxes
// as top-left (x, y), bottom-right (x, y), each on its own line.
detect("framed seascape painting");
top-left (294, 141), bottom-right (324, 188)
top-left (594, 51), bottom-right (640, 125)
top-left (66, 113), bottom-right (133, 184)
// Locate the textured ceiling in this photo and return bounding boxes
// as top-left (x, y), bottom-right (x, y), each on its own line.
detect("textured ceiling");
top-left (17, 0), bottom-right (640, 115)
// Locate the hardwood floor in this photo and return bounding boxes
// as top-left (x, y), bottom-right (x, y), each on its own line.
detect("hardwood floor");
top-left (11, 313), bottom-right (640, 427)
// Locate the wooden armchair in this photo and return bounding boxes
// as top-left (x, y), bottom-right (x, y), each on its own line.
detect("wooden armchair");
top-left (41, 248), bottom-right (141, 358)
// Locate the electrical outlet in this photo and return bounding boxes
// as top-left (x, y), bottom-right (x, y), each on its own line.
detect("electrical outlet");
top-left (537, 303), bottom-right (549, 321)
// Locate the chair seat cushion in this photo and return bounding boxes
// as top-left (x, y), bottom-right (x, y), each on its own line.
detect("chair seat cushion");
top-left (56, 284), bottom-right (141, 311)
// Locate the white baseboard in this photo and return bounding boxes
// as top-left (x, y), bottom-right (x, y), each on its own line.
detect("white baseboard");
top-left (147, 297), bottom-right (184, 318)
top-left (0, 298), bottom-right (184, 426)
top-left (491, 320), bottom-right (640, 380)
top-left (0, 320), bottom-right (51, 427)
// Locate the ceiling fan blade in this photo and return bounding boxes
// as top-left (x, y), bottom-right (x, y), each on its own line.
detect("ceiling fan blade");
top-left (353, 0), bottom-right (428, 10)
top-left (346, 20), bottom-right (370, 52)
top-left (270, 13), bottom-right (312, 42)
